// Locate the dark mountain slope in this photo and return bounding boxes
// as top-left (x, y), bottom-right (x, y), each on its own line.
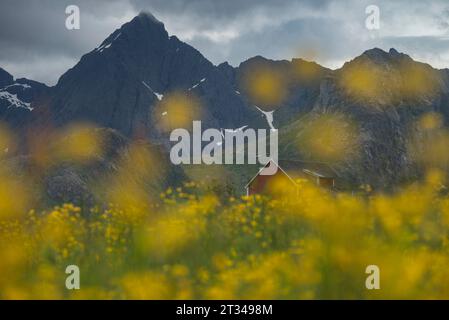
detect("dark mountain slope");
top-left (2, 13), bottom-right (449, 191)
top-left (281, 48), bottom-right (449, 188)
top-left (235, 55), bottom-right (330, 127)
top-left (0, 68), bottom-right (51, 129)
top-left (44, 12), bottom-right (263, 139)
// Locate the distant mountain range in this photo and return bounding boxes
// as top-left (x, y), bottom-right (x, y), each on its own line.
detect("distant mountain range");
top-left (1, 11), bottom-right (449, 193)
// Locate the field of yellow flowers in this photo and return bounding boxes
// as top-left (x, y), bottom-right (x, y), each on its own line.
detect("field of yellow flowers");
top-left (2, 167), bottom-right (449, 299)
top-left (0, 111), bottom-right (449, 300)
top-left (1, 49), bottom-right (449, 300)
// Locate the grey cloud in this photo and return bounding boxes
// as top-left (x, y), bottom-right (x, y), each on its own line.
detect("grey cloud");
top-left (0, 0), bottom-right (134, 84)
top-left (1, 0), bottom-right (449, 85)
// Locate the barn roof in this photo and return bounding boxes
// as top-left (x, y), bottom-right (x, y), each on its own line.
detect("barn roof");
top-left (277, 160), bottom-right (337, 179)
top-left (245, 159), bottom-right (337, 188)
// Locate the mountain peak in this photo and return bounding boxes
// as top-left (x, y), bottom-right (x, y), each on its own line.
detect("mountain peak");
top-left (361, 47), bottom-right (390, 60)
top-left (389, 48), bottom-right (399, 55)
top-left (344, 47), bottom-right (412, 68)
top-left (0, 67), bottom-right (14, 87)
top-left (136, 11), bottom-right (164, 26)
top-left (89, 12), bottom-right (168, 55)
top-left (121, 11), bottom-right (167, 38)
top-left (363, 47), bottom-right (410, 60)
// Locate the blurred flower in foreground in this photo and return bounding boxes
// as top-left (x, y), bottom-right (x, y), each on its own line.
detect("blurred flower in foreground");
top-left (0, 172), bottom-right (30, 219)
top-left (399, 62), bottom-right (439, 98)
top-left (0, 242), bottom-right (27, 293)
top-left (0, 123), bottom-right (16, 159)
top-left (120, 272), bottom-right (172, 299)
top-left (296, 113), bottom-right (359, 162)
top-left (340, 64), bottom-right (382, 100)
top-left (136, 194), bottom-right (218, 259)
top-left (30, 123), bottom-right (102, 168)
top-left (53, 124), bottom-right (102, 163)
top-left (418, 112), bottom-right (443, 131)
top-left (292, 59), bottom-right (323, 83)
top-left (154, 91), bottom-right (201, 132)
top-left (240, 64), bottom-right (288, 111)
top-left (409, 112), bottom-right (449, 169)
top-left (105, 143), bottom-right (158, 218)
top-left (339, 59), bottom-right (440, 103)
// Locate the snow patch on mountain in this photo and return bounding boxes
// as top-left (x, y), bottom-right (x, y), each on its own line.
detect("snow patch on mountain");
top-left (0, 91), bottom-right (32, 110)
top-left (254, 105), bottom-right (275, 130)
top-left (142, 81), bottom-right (163, 100)
top-left (99, 43), bottom-right (112, 52)
top-left (96, 32), bottom-right (121, 53)
top-left (188, 78), bottom-right (206, 91)
top-left (4, 83), bottom-right (31, 90)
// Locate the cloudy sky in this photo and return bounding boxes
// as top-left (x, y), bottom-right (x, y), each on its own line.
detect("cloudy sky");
top-left (1, 0), bottom-right (449, 85)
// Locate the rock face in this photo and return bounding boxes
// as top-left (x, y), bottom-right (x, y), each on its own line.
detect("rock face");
top-left (322, 49), bottom-right (449, 187)
top-left (2, 13), bottom-right (449, 190)
top-left (0, 68), bottom-right (13, 88)
top-left (234, 55), bottom-right (330, 126)
top-left (42, 12), bottom-right (263, 139)
top-left (280, 48), bottom-right (449, 188)
top-left (0, 68), bottom-right (51, 128)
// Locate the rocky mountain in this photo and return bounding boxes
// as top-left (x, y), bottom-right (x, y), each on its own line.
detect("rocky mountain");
top-left (280, 48), bottom-right (449, 188)
top-left (38, 12), bottom-right (265, 140)
top-left (0, 68), bottom-right (13, 88)
top-left (234, 55), bottom-right (330, 126)
top-left (2, 12), bottom-right (449, 192)
top-left (0, 68), bottom-right (51, 128)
